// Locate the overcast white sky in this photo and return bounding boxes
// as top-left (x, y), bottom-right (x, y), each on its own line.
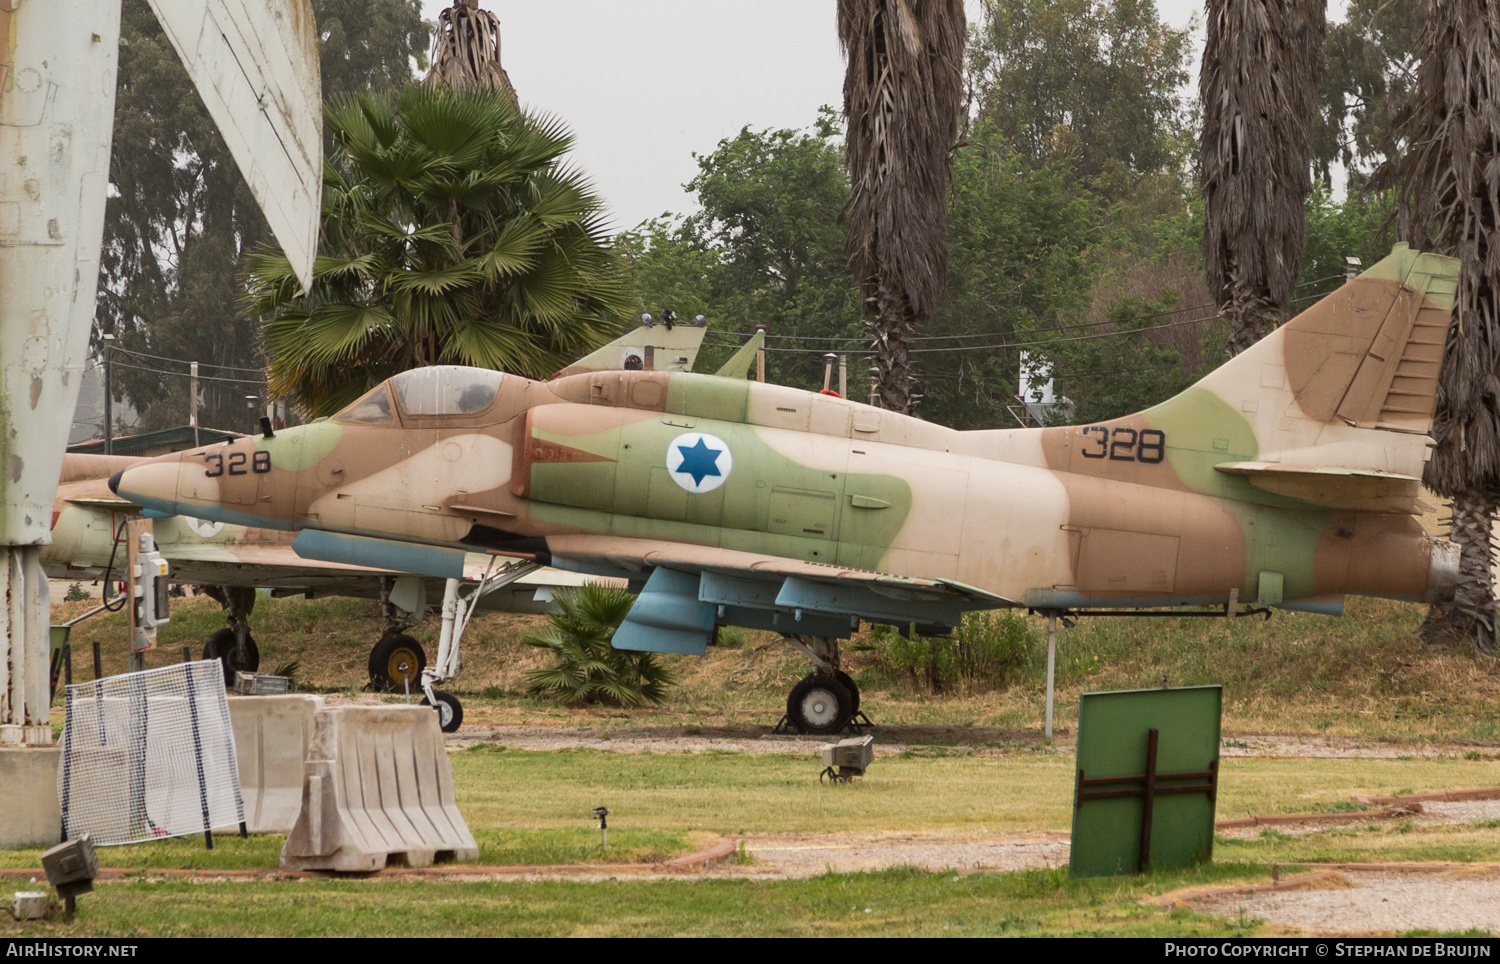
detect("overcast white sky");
top-left (418, 1), bottom-right (1349, 232)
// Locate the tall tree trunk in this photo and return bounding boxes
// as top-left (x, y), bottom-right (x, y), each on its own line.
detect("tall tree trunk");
top-left (1424, 490), bottom-right (1497, 651)
top-left (1200, 0), bottom-right (1326, 359)
top-left (838, 0), bottom-right (965, 414)
top-left (426, 0), bottom-right (519, 107)
top-left (1373, 0), bottom-right (1500, 650)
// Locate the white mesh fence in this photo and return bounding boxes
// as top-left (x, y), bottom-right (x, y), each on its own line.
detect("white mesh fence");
top-left (57, 661), bottom-right (245, 846)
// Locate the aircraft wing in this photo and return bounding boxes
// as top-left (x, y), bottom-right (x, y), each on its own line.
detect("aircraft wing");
top-left (545, 534), bottom-right (1013, 655)
top-left (147, 0), bottom-right (321, 291)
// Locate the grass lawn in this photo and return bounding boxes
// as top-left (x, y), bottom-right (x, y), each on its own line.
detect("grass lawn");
top-left (0, 867), bottom-right (1270, 938)
top-left (26, 591), bottom-right (1500, 936)
top-left (48, 592), bottom-right (1500, 741)
top-left (2, 746), bottom-right (1499, 936)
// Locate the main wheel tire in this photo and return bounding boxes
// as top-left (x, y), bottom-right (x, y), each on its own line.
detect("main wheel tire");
top-left (420, 690), bottom-right (463, 733)
top-left (786, 674), bottom-right (854, 735)
top-left (834, 670), bottom-right (861, 715)
top-left (203, 628), bottom-right (259, 688)
top-left (369, 633), bottom-right (426, 692)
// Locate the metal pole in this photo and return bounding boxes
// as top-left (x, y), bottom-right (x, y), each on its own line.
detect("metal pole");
top-left (102, 338), bottom-right (113, 455)
top-left (1045, 612), bottom-right (1058, 740)
top-left (189, 361), bottom-right (199, 447)
top-left (838, 355), bottom-right (847, 398)
top-left (755, 325), bottom-right (766, 383)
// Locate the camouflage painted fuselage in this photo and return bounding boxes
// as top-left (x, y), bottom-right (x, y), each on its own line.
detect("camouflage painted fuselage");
top-left (113, 246), bottom-right (1460, 632)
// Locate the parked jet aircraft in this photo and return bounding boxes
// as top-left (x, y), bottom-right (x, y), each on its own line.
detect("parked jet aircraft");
top-left (112, 245), bottom-right (1461, 733)
top-left (46, 452), bottom-right (603, 691)
top-left (52, 321), bottom-right (707, 694)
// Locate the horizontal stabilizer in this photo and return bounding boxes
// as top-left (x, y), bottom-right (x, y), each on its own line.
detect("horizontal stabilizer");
top-left (714, 332), bottom-right (765, 380)
top-left (1214, 462), bottom-right (1421, 513)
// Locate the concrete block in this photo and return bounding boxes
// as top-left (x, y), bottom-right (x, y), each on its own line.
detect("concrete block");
top-left (0, 747), bottom-right (60, 848)
top-left (226, 694), bottom-right (324, 835)
top-left (281, 706), bottom-right (478, 873)
top-left (11, 892), bottom-right (48, 921)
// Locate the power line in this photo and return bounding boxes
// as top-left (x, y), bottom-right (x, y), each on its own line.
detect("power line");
top-left (712, 280), bottom-right (1345, 359)
top-left (109, 360), bottom-right (265, 387)
top-left (108, 345), bottom-right (265, 375)
top-left (724, 272), bottom-right (1351, 345)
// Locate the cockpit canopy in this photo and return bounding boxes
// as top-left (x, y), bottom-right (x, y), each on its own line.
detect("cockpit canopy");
top-left (336, 367), bottom-right (507, 423)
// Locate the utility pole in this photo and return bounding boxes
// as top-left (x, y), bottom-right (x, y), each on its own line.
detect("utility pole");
top-left (190, 362), bottom-right (199, 448)
top-left (245, 396), bottom-right (258, 436)
top-left (102, 334), bottom-right (115, 455)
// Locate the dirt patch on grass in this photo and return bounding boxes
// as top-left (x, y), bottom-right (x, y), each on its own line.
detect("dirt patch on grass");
top-left (739, 831), bottom-right (1069, 877)
top-left (1192, 869), bottom-right (1500, 934)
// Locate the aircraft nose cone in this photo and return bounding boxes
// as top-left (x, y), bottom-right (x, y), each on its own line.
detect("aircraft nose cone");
top-left (108, 469), bottom-right (122, 495)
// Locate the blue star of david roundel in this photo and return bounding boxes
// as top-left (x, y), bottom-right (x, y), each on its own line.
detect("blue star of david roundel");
top-left (667, 432), bottom-right (732, 493)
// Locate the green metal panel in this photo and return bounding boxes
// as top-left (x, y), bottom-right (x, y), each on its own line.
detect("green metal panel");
top-left (1069, 685), bottom-right (1222, 878)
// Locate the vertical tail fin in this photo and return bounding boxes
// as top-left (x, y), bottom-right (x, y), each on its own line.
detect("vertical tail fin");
top-left (552, 322), bottom-right (709, 378)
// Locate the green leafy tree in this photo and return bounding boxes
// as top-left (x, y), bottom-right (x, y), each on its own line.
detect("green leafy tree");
top-left (970, 0), bottom-right (1192, 193)
top-left (98, 0), bottom-right (431, 431)
top-left (915, 126), bottom-right (1104, 428)
top-left (524, 584), bottom-right (677, 707)
top-left (1315, 0), bottom-right (1423, 187)
top-left (245, 85), bottom-right (632, 417)
top-left (617, 115), bottom-right (863, 391)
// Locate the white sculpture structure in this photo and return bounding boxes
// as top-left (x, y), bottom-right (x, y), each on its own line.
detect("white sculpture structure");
top-left (0, 0), bottom-right (321, 744)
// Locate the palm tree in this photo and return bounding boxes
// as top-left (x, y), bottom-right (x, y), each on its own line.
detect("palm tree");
top-left (426, 0), bottom-right (518, 107)
top-left (1374, 0), bottom-right (1500, 651)
top-left (243, 85), bottom-right (631, 417)
top-left (1200, 0), bottom-right (1326, 358)
top-left (524, 583), bottom-right (677, 707)
top-left (838, 0), bottom-right (966, 414)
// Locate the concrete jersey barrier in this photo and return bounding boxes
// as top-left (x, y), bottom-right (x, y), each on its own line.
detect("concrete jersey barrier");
top-left (226, 694), bottom-right (324, 835)
top-left (280, 705), bottom-right (478, 872)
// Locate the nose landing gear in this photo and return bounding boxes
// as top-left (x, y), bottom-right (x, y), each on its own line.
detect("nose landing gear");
top-left (417, 557), bottom-right (541, 733)
top-left (202, 586), bottom-right (260, 687)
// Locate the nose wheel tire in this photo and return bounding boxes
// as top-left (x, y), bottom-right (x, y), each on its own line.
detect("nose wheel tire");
top-left (420, 690), bottom-right (463, 733)
top-left (786, 674), bottom-right (855, 735)
top-left (369, 633), bottom-right (426, 692)
top-left (203, 628), bottom-right (259, 688)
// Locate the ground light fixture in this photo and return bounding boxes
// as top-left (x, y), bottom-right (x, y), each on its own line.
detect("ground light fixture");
top-left (592, 806), bottom-right (611, 848)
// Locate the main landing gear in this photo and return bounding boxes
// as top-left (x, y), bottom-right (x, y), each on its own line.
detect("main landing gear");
top-left (369, 576), bottom-right (427, 693)
top-left (776, 635), bottom-right (870, 735)
top-left (416, 557), bottom-right (540, 733)
top-left (202, 586), bottom-right (259, 687)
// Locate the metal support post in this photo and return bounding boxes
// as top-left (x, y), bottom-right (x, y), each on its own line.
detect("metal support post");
top-left (1045, 612), bottom-right (1058, 740)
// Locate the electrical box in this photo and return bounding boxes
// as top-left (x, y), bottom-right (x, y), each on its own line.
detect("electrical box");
top-left (126, 519), bottom-right (169, 653)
